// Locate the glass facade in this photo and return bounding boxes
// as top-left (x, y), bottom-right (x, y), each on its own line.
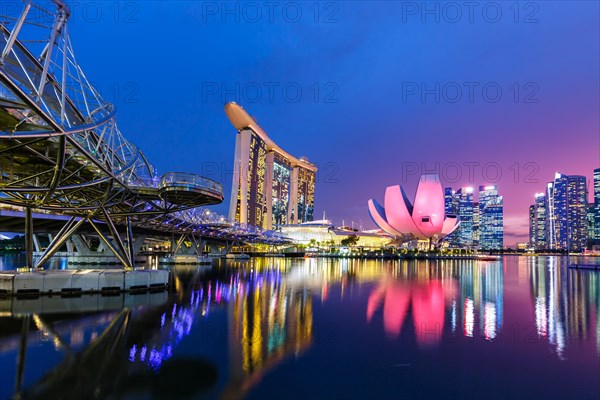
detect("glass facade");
top-left (272, 154), bottom-right (291, 226)
top-left (566, 175), bottom-right (588, 251)
top-left (529, 193), bottom-right (546, 250)
top-left (533, 173), bottom-right (589, 252)
top-left (592, 168), bottom-right (600, 240)
top-left (544, 182), bottom-right (557, 249)
top-left (478, 185), bottom-right (504, 251)
top-left (229, 127), bottom-right (317, 228)
top-left (444, 185), bottom-right (504, 250)
top-left (444, 188), bottom-right (460, 248)
top-left (456, 187), bottom-right (475, 249)
top-left (297, 167), bottom-right (315, 223)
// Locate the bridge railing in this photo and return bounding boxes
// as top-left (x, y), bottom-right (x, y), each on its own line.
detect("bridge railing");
top-left (159, 172), bottom-right (223, 195)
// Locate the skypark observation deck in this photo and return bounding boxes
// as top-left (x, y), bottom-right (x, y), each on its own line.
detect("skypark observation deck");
top-left (0, 1), bottom-right (295, 269)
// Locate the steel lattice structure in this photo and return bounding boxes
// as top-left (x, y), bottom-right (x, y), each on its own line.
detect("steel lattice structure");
top-left (0, 1), bottom-right (291, 268)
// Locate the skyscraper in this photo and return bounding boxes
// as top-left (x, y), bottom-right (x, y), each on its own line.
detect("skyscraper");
top-left (444, 188), bottom-right (460, 248)
top-left (536, 172), bottom-right (588, 252)
top-left (528, 193), bottom-right (546, 250)
top-left (225, 103), bottom-right (317, 228)
top-left (544, 182), bottom-right (557, 249)
top-left (592, 168), bottom-right (600, 240)
top-left (566, 175), bottom-right (589, 251)
top-left (456, 187), bottom-right (475, 249)
top-left (529, 204), bottom-right (536, 248)
top-left (478, 185), bottom-right (504, 251)
top-left (473, 202), bottom-right (480, 248)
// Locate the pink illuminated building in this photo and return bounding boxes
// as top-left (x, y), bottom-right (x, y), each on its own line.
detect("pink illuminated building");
top-left (368, 175), bottom-right (459, 244)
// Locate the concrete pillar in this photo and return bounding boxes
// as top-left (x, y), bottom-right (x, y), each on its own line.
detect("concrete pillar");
top-left (32, 234), bottom-right (41, 252)
top-left (25, 208), bottom-right (33, 267)
top-left (126, 216), bottom-right (135, 268)
top-left (208, 243), bottom-right (225, 255)
top-left (97, 239), bottom-right (107, 253)
top-left (70, 234), bottom-right (92, 255)
top-left (132, 235), bottom-right (148, 255)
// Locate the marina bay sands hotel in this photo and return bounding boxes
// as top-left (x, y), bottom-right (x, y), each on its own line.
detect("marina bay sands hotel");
top-left (225, 103), bottom-right (317, 229)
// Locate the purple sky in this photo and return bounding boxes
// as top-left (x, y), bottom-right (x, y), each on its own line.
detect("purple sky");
top-left (65, 1), bottom-right (599, 245)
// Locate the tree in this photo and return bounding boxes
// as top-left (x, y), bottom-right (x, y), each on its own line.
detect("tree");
top-left (340, 234), bottom-right (359, 247)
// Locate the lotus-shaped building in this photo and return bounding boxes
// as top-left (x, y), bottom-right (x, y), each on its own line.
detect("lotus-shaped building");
top-left (368, 174), bottom-right (459, 241)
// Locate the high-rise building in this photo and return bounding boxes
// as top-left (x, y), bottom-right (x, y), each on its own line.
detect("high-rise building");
top-left (592, 168), bottom-right (600, 240)
top-left (444, 185), bottom-right (504, 250)
top-left (444, 188), bottom-right (460, 247)
top-left (568, 175), bottom-right (589, 250)
top-left (478, 185), bottom-right (504, 250)
top-left (473, 202), bottom-right (480, 248)
top-left (225, 103), bottom-right (317, 228)
top-left (544, 182), bottom-right (557, 249)
top-left (529, 204), bottom-right (536, 248)
top-left (528, 193), bottom-right (546, 250)
top-left (537, 172), bottom-right (588, 252)
top-left (595, 168), bottom-right (600, 204)
top-left (456, 187), bottom-right (475, 249)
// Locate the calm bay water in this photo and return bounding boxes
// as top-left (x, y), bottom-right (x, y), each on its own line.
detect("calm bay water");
top-left (0, 256), bottom-right (599, 399)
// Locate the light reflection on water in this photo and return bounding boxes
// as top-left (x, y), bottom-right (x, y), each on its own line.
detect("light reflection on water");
top-left (0, 256), bottom-right (598, 399)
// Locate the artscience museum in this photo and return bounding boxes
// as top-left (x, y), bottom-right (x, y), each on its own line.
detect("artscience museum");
top-left (368, 175), bottom-right (459, 244)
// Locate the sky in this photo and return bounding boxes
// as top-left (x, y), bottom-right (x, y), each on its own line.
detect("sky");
top-left (59, 1), bottom-right (599, 245)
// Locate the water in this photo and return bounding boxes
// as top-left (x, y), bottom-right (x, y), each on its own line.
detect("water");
top-left (0, 256), bottom-right (598, 399)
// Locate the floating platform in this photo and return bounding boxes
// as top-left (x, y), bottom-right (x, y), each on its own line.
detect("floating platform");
top-left (34, 252), bottom-right (148, 266)
top-left (0, 269), bottom-right (169, 296)
top-left (222, 254), bottom-right (250, 260)
top-left (0, 291), bottom-right (168, 315)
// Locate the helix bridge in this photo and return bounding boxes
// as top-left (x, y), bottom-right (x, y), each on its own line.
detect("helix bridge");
top-left (0, 0), bottom-right (291, 268)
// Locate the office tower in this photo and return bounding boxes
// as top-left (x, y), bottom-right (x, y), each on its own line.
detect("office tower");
top-left (534, 193), bottom-right (546, 249)
top-left (444, 188), bottom-right (460, 247)
top-left (544, 182), bottom-right (557, 249)
top-left (529, 193), bottom-right (546, 250)
top-left (456, 187), bottom-right (475, 249)
top-left (473, 202), bottom-right (480, 248)
top-left (529, 204), bottom-right (536, 248)
top-left (225, 103), bottom-right (317, 229)
top-left (565, 175), bottom-right (588, 251)
top-left (478, 185), bottom-right (504, 251)
top-left (543, 173), bottom-right (588, 252)
top-left (592, 168), bottom-right (600, 240)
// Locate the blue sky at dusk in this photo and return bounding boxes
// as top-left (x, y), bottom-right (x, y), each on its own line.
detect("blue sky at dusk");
top-left (64, 1), bottom-right (599, 245)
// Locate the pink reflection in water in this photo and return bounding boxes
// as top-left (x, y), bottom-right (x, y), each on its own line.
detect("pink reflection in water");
top-left (367, 280), bottom-right (452, 347)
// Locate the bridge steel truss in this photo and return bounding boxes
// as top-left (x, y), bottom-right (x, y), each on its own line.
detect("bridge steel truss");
top-left (0, 1), bottom-right (291, 268)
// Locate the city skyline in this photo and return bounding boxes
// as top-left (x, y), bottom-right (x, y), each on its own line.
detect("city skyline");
top-left (62, 2), bottom-right (599, 246)
top-left (529, 169), bottom-right (600, 252)
top-left (1, 2), bottom-right (599, 399)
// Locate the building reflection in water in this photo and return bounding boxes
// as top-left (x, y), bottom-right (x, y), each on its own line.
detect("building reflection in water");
top-left (2, 256), bottom-right (599, 399)
top-left (366, 260), bottom-right (504, 346)
top-left (529, 257), bottom-right (600, 358)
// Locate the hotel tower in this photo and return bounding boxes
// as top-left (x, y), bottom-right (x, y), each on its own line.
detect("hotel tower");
top-left (225, 102), bottom-right (317, 229)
